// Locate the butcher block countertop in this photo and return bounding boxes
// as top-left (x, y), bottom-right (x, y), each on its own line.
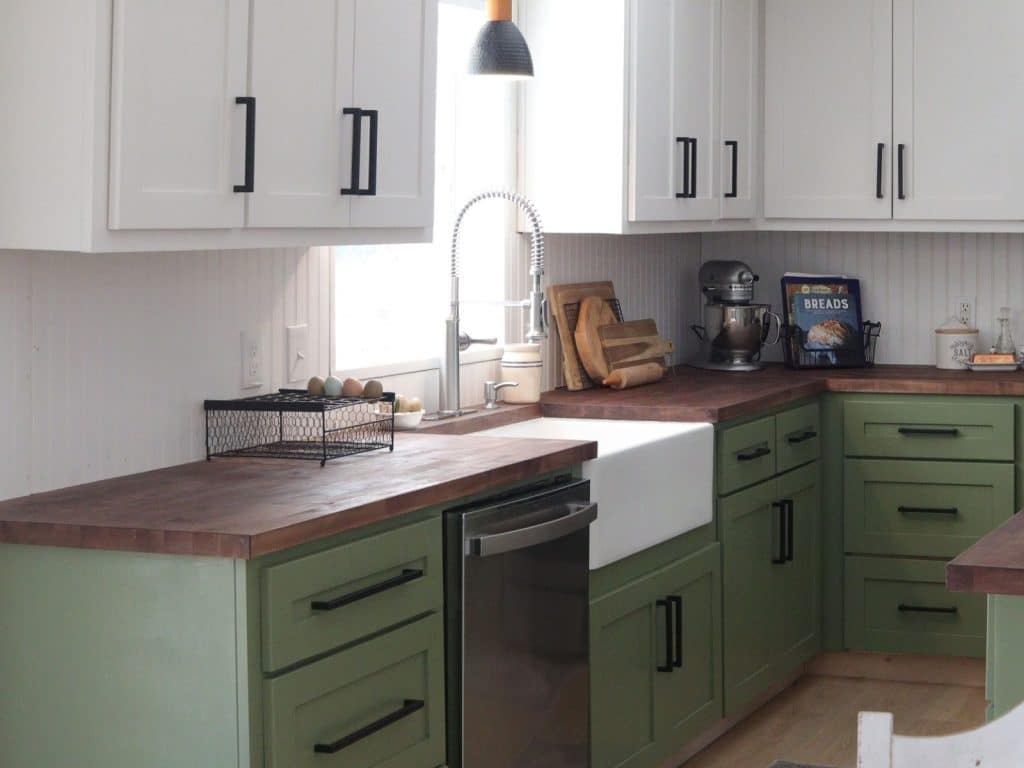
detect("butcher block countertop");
top-left (0, 433), bottom-right (596, 559)
top-left (948, 513), bottom-right (1024, 597)
top-left (540, 364), bottom-right (1024, 423)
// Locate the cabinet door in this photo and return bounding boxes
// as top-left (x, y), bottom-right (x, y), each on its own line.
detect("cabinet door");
top-left (349, 0), bottom-right (437, 228)
top-left (721, 478), bottom-right (785, 717)
top-left (108, 0), bottom-right (249, 230)
top-left (654, 544), bottom-right (723, 757)
top-left (247, 0), bottom-right (354, 228)
top-left (893, 1), bottom-right (1024, 220)
top-left (777, 463), bottom-right (822, 674)
top-left (719, 0), bottom-right (758, 219)
top-left (764, 0), bottom-right (892, 219)
top-left (630, 0), bottom-right (720, 222)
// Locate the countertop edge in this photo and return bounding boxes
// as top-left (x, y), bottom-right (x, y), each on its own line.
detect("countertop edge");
top-left (947, 512), bottom-right (1024, 596)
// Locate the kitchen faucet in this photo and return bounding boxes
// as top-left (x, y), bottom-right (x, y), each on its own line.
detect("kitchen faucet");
top-left (434, 190), bottom-right (546, 419)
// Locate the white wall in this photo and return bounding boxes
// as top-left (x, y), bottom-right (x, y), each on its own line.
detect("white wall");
top-left (702, 231), bottom-right (1024, 365)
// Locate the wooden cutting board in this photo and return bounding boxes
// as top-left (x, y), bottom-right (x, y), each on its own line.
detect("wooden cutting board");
top-left (599, 319), bottom-right (674, 372)
top-left (574, 296), bottom-right (619, 381)
top-left (546, 281), bottom-right (617, 390)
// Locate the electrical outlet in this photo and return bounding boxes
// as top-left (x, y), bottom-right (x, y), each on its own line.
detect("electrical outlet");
top-left (955, 297), bottom-right (974, 327)
top-left (241, 330), bottom-right (263, 390)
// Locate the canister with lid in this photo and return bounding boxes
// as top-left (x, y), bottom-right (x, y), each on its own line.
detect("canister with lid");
top-left (500, 343), bottom-right (542, 403)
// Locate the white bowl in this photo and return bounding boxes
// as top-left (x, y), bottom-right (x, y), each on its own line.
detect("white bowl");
top-left (393, 410), bottom-right (425, 430)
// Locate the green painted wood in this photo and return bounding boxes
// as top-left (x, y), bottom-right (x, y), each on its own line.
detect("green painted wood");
top-left (820, 394), bottom-right (845, 651)
top-left (844, 555), bottom-right (986, 657)
top-left (844, 459), bottom-right (1014, 558)
top-left (776, 401), bottom-right (822, 474)
top-left (654, 544), bottom-right (723, 760)
top-left (0, 544), bottom-right (244, 768)
top-left (988, 595), bottom-right (1024, 719)
top-left (261, 516), bottom-right (442, 673)
top-left (721, 477), bottom-right (786, 717)
top-left (718, 415), bottom-right (776, 496)
top-left (844, 399), bottom-right (1014, 461)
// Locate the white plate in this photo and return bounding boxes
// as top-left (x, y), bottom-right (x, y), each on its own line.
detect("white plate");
top-left (967, 362), bottom-right (1020, 372)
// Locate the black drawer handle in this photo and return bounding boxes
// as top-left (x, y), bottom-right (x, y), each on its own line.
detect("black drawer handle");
top-left (897, 427), bottom-right (960, 438)
top-left (675, 137), bottom-right (696, 199)
top-left (656, 598), bottom-right (674, 672)
top-left (669, 595), bottom-right (683, 669)
top-left (737, 446), bottom-right (771, 462)
top-left (772, 501), bottom-right (788, 565)
top-left (785, 499), bottom-right (794, 562)
top-left (898, 506), bottom-right (959, 517)
top-left (898, 604), bottom-right (958, 615)
top-left (313, 698), bottom-right (424, 754)
top-left (876, 142), bottom-right (885, 199)
top-left (897, 143), bottom-right (906, 200)
top-left (787, 430), bottom-right (818, 445)
top-left (725, 140), bottom-right (739, 198)
top-left (234, 96), bottom-right (255, 193)
top-left (311, 568), bottom-right (423, 612)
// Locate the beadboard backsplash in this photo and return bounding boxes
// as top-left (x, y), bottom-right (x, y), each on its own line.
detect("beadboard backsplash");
top-left (701, 231), bottom-right (1024, 365)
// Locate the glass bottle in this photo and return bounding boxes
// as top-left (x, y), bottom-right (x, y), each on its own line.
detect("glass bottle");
top-left (994, 307), bottom-right (1016, 355)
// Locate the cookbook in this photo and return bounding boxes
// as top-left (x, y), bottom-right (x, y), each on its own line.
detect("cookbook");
top-left (780, 274), bottom-right (865, 368)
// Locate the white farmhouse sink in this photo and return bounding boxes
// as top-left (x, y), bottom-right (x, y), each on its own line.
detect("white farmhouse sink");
top-left (477, 418), bottom-right (713, 570)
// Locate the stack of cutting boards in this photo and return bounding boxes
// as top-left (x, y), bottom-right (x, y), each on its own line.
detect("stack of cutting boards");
top-left (548, 282), bottom-right (674, 391)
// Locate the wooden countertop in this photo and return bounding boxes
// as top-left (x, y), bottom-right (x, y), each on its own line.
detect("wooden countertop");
top-left (0, 433), bottom-right (596, 559)
top-left (540, 364), bottom-right (1024, 423)
top-left (948, 513), bottom-right (1024, 596)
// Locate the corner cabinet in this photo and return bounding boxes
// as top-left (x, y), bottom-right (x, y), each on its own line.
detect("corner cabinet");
top-left (0, 0), bottom-right (437, 252)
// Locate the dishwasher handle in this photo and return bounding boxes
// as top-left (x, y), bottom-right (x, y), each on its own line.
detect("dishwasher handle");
top-left (467, 502), bottom-right (598, 558)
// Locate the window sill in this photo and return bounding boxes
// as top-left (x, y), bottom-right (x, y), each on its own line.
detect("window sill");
top-left (334, 346), bottom-right (503, 381)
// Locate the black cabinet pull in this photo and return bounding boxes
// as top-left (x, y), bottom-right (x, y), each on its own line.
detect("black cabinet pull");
top-left (311, 568), bottom-right (422, 612)
top-left (342, 107), bottom-right (363, 196)
top-left (785, 500), bottom-right (794, 562)
top-left (772, 501), bottom-right (787, 565)
top-left (876, 143), bottom-right (885, 199)
top-left (234, 96), bottom-right (255, 193)
top-left (676, 137), bottom-right (691, 199)
top-left (898, 426), bottom-right (959, 438)
top-left (669, 595), bottom-right (683, 668)
top-left (898, 604), bottom-right (958, 615)
top-left (725, 140), bottom-right (739, 198)
top-left (897, 143), bottom-right (906, 200)
top-left (689, 137), bottom-right (697, 198)
top-left (899, 506), bottom-right (959, 516)
top-left (737, 446), bottom-right (771, 462)
top-left (656, 598), bottom-right (674, 672)
top-left (313, 698), bottom-right (424, 754)
top-left (787, 430), bottom-right (818, 445)
top-left (364, 108), bottom-right (379, 196)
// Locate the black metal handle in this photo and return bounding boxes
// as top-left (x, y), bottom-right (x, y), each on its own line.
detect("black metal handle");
top-left (725, 140), bottom-right (739, 198)
top-left (311, 568), bottom-right (422, 612)
top-left (364, 108), bottom-right (379, 196)
top-left (772, 501), bottom-right (788, 565)
top-left (897, 143), bottom-right (906, 200)
top-left (875, 143), bottom-right (885, 199)
top-left (690, 137), bottom-right (697, 198)
top-left (341, 108), bottom-right (363, 196)
top-left (785, 499), bottom-right (794, 562)
top-left (737, 446), bottom-right (771, 462)
top-left (898, 426), bottom-right (960, 437)
top-left (676, 138), bottom-right (691, 199)
top-left (313, 698), bottom-right (424, 754)
top-left (669, 595), bottom-right (683, 668)
top-left (234, 97), bottom-right (255, 193)
top-left (899, 506), bottom-right (959, 516)
top-left (898, 604), bottom-right (958, 615)
top-left (656, 599), bottom-right (674, 672)
top-left (787, 430), bottom-right (818, 445)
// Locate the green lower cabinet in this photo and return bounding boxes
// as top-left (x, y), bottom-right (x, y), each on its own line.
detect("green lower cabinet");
top-left (778, 463), bottom-right (823, 673)
top-left (987, 594), bottom-right (1024, 719)
top-left (590, 543), bottom-right (722, 768)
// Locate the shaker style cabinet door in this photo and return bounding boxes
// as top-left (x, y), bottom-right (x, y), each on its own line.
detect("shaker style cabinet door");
top-left (893, 0), bottom-right (1024, 220)
top-left (108, 0), bottom-right (250, 230)
top-left (719, 0), bottom-right (758, 220)
top-left (763, 0), bottom-right (892, 219)
top-left (630, 0), bottom-right (720, 222)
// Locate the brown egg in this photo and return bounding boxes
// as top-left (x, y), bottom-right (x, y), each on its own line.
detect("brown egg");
top-left (362, 380), bottom-right (384, 399)
top-left (394, 394), bottom-right (408, 412)
top-left (341, 377), bottom-right (364, 398)
top-left (306, 376), bottom-right (326, 396)
top-left (405, 396), bottom-right (423, 413)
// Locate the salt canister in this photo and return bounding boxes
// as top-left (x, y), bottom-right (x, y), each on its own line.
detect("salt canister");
top-left (500, 343), bottom-right (542, 403)
top-left (935, 318), bottom-right (979, 370)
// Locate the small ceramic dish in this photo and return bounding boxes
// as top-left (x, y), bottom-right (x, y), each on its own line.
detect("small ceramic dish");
top-left (392, 410), bottom-right (425, 430)
top-left (967, 362), bottom-right (1020, 372)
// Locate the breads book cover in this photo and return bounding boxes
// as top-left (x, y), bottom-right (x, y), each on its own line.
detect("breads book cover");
top-left (781, 275), bottom-right (865, 368)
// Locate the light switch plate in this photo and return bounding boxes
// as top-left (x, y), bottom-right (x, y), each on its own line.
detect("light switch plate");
top-left (286, 324), bottom-right (310, 384)
top-left (241, 330), bottom-right (263, 390)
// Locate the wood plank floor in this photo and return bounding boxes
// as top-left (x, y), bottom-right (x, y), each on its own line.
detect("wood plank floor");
top-left (681, 674), bottom-right (987, 768)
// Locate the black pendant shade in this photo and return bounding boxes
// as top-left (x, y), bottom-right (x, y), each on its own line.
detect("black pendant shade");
top-left (468, 20), bottom-right (534, 79)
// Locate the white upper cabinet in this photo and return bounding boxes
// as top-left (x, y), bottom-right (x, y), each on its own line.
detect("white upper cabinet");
top-left (719, 0), bottom-right (758, 220)
top-left (893, 0), bottom-right (1024, 221)
top-left (764, 0), bottom-right (893, 220)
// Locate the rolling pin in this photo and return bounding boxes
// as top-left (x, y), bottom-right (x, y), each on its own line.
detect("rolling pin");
top-left (602, 362), bottom-right (665, 390)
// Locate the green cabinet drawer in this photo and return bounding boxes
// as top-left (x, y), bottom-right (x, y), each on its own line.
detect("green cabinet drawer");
top-left (844, 556), bottom-right (985, 658)
top-left (844, 400), bottom-right (1013, 461)
top-left (264, 613), bottom-right (446, 768)
top-left (718, 415), bottom-right (776, 496)
top-left (776, 402), bottom-right (821, 474)
top-left (261, 517), bottom-right (442, 673)
top-left (845, 460), bottom-right (1014, 558)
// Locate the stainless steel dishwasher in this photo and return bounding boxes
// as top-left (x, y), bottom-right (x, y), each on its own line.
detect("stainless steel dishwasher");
top-left (444, 477), bottom-right (596, 768)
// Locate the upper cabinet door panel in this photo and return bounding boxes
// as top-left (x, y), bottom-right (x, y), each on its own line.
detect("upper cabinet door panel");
top-left (349, 0), bottom-right (438, 229)
top-left (764, 0), bottom-right (892, 220)
top-left (893, 0), bottom-right (1024, 220)
top-left (247, 0), bottom-right (354, 228)
top-left (108, 0), bottom-right (249, 230)
top-left (719, 0), bottom-right (758, 219)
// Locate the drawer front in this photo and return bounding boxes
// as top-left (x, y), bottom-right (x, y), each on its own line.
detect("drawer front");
top-left (844, 460), bottom-right (1014, 558)
top-left (264, 613), bottom-right (446, 768)
top-left (718, 416), bottom-right (776, 496)
top-left (776, 402), bottom-right (821, 474)
top-left (262, 517), bottom-right (442, 673)
top-left (844, 556), bottom-right (985, 658)
top-left (844, 400), bottom-right (1013, 461)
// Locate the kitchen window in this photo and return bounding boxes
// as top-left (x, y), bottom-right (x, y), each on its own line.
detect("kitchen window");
top-left (332, 0), bottom-right (516, 379)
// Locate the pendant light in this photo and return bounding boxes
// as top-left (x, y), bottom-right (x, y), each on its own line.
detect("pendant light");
top-left (467, 0), bottom-right (534, 79)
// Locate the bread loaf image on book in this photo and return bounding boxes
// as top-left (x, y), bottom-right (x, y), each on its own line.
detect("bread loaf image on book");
top-left (806, 318), bottom-right (856, 349)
